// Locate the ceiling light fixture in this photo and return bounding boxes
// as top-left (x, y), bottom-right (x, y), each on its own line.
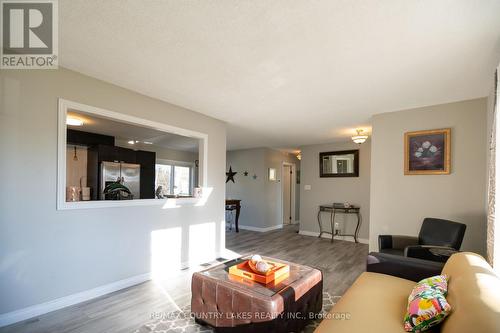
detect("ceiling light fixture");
top-left (128, 140), bottom-right (135, 144)
top-left (144, 141), bottom-right (153, 145)
top-left (296, 152), bottom-right (302, 160)
top-left (352, 129), bottom-right (368, 144)
top-left (66, 117), bottom-right (84, 126)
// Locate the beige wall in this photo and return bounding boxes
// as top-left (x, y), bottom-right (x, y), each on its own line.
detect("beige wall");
top-left (299, 141), bottom-right (371, 242)
top-left (370, 98), bottom-right (487, 255)
top-left (0, 68), bottom-right (226, 315)
top-left (226, 148), bottom-right (300, 230)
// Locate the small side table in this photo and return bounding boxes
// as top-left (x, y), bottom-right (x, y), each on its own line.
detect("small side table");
top-left (225, 199), bottom-right (241, 232)
top-left (317, 204), bottom-right (361, 243)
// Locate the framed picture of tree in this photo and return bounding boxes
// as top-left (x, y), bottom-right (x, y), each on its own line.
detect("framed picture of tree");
top-left (404, 128), bottom-right (451, 175)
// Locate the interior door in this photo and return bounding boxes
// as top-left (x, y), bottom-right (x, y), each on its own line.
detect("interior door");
top-left (283, 165), bottom-right (292, 225)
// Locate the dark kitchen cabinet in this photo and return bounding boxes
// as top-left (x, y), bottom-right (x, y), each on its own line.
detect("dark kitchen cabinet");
top-left (136, 150), bottom-right (156, 199)
top-left (95, 145), bottom-right (136, 164)
top-left (67, 129), bottom-right (114, 146)
top-left (94, 144), bottom-right (119, 163)
top-left (87, 145), bottom-right (156, 200)
top-left (87, 147), bottom-right (99, 200)
top-left (117, 147), bottom-right (137, 164)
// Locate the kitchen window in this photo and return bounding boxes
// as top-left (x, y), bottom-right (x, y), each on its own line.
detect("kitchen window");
top-left (155, 160), bottom-right (195, 197)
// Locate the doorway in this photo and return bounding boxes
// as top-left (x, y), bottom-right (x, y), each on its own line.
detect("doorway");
top-left (281, 162), bottom-right (296, 225)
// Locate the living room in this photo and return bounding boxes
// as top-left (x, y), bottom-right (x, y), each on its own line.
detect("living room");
top-left (1, 1), bottom-right (499, 333)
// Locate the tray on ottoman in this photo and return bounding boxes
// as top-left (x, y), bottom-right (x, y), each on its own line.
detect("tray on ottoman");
top-left (191, 255), bottom-right (323, 333)
top-left (229, 259), bottom-right (289, 284)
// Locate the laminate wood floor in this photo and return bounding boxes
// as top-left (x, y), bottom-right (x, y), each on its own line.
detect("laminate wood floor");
top-left (1, 225), bottom-right (368, 333)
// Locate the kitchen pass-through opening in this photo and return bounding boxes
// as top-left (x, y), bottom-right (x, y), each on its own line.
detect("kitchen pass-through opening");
top-left (57, 99), bottom-right (208, 210)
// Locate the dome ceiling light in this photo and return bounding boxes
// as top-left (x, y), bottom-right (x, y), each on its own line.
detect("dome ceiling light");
top-left (351, 129), bottom-right (368, 144)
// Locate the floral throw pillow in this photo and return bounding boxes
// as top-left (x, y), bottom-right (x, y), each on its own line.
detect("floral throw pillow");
top-left (404, 275), bottom-right (451, 332)
top-left (409, 275), bottom-right (448, 299)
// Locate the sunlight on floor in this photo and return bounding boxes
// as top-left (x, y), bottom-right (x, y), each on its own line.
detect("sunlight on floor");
top-left (219, 248), bottom-right (241, 260)
top-left (150, 227), bottom-right (186, 310)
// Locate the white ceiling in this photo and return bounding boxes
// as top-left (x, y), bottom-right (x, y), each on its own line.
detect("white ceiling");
top-left (67, 110), bottom-right (199, 152)
top-left (59, 0), bottom-right (500, 150)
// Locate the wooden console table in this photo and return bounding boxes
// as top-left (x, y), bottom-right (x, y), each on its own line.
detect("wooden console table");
top-left (317, 204), bottom-right (360, 243)
top-left (225, 199), bottom-right (241, 232)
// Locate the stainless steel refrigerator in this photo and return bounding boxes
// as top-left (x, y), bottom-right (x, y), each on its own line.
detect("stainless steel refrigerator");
top-left (100, 161), bottom-right (141, 200)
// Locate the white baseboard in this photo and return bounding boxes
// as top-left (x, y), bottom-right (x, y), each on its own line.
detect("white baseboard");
top-left (238, 224), bottom-right (284, 232)
top-left (0, 272), bottom-right (152, 328)
top-left (0, 249), bottom-right (231, 329)
top-left (299, 230), bottom-right (369, 244)
top-left (0, 249), bottom-right (230, 329)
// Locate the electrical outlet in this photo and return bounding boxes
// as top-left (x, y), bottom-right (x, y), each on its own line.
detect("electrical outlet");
top-left (334, 222), bottom-right (340, 229)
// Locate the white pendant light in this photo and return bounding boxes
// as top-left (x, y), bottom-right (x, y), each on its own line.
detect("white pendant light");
top-left (352, 129), bottom-right (368, 144)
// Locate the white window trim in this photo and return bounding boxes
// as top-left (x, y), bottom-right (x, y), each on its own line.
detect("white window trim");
top-left (57, 98), bottom-right (208, 210)
top-left (155, 159), bottom-right (196, 196)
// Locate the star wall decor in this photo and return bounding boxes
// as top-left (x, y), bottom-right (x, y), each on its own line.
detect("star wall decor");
top-left (252, 174), bottom-right (257, 180)
top-left (226, 166), bottom-right (237, 183)
top-left (243, 171), bottom-right (249, 176)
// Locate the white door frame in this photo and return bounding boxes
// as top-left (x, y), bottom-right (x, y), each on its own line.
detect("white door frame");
top-left (280, 162), bottom-right (296, 225)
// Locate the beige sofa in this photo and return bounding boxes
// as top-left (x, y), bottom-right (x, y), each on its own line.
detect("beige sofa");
top-left (315, 252), bottom-right (500, 333)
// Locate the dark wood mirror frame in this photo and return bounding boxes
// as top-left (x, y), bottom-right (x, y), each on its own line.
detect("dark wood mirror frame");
top-left (319, 149), bottom-right (359, 178)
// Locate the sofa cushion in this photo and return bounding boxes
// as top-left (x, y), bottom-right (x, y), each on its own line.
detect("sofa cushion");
top-left (408, 275), bottom-right (449, 299)
top-left (315, 272), bottom-right (415, 333)
top-left (440, 252), bottom-right (500, 333)
top-left (404, 280), bottom-right (451, 332)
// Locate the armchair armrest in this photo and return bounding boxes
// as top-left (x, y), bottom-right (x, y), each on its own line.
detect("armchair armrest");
top-left (378, 235), bottom-right (392, 250)
top-left (378, 235), bottom-right (418, 250)
top-left (367, 252), bottom-right (444, 282)
top-left (404, 245), bottom-right (459, 263)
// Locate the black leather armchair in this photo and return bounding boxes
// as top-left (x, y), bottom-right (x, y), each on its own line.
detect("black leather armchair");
top-left (378, 218), bottom-right (466, 262)
top-left (367, 252), bottom-right (444, 282)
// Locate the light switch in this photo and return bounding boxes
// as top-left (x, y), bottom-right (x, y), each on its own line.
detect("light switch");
top-left (304, 185), bottom-right (311, 190)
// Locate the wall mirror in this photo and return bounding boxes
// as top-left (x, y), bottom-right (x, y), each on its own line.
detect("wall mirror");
top-left (319, 150), bottom-right (359, 177)
top-left (57, 99), bottom-right (208, 210)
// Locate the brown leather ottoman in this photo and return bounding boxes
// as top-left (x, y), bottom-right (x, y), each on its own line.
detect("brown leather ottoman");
top-left (191, 256), bottom-right (323, 333)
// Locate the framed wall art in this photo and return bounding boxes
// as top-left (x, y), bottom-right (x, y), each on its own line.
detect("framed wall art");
top-left (404, 128), bottom-right (451, 175)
